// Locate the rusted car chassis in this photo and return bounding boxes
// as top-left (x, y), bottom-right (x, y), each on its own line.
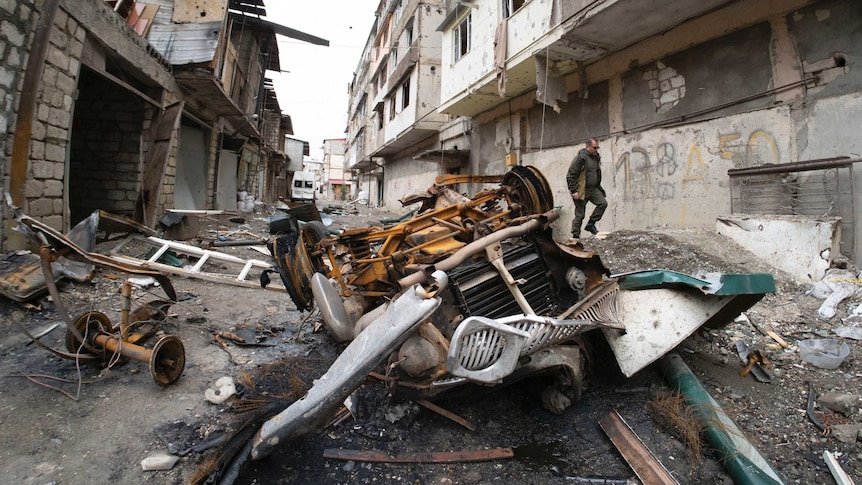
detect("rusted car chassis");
top-left (256, 165), bottom-right (774, 459)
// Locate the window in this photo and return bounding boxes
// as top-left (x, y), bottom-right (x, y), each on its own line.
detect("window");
top-left (503, 0), bottom-right (526, 18)
top-left (389, 97), bottom-right (397, 120)
top-left (374, 104), bottom-right (384, 129)
top-left (390, 49), bottom-right (398, 73)
top-left (454, 14), bottom-right (471, 62)
top-left (405, 18), bottom-right (414, 46)
top-left (401, 78), bottom-right (411, 110)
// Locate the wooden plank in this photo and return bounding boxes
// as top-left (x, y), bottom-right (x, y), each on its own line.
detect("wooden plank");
top-left (322, 447), bottom-right (514, 464)
top-left (136, 4), bottom-right (160, 37)
top-left (415, 399), bottom-right (476, 431)
top-left (599, 411), bottom-right (679, 485)
top-left (134, 101), bottom-right (184, 227)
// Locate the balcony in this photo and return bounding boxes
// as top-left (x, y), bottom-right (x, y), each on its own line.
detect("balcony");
top-left (439, 0), bottom-right (738, 117)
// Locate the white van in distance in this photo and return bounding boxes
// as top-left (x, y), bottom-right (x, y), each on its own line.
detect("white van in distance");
top-left (291, 171), bottom-right (316, 202)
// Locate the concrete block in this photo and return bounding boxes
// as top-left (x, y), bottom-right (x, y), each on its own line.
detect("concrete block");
top-left (716, 214), bottom-right (841, 283)
top-left (0, 67), bottom-right (13, 89)
top-left (53, 162), bottom-right (64, 180)
top-left (30, 140), bottom-right (44, 160)
top-left (115, 200), bottom-right (135, 212)
top-left (52, 198), bottom-right (63, 213)
top-left (42, 215), bottom-right (63, 231)
top-left (0, 1), bottom-right (17, 14)
top-left (1, 20), bottom-right (25, 45)
top-left (34, 123), bottom-right (48, 144)
top-left (658, 66), bottom-right (676, 81)
top-left (31, 160), bottom-right (54, 179)
top-left (24, 179), bottom-right (43, 198)
top-left (670, 75), bottom-right (685, 88)
top-left (48, 107), bottom-right (70, 128)
top-left (35, 105), bottom-right (50, 125)
top-left (6, 48), bottom-right (20, 68)
top-left (45, 143), bottom-right (65, 162)
top-left (46, 45), bottom-right (69, 71)
top-left (43, 179), bottom-right (63, 197)
top-left (29, 198), bottom-right (53, 216)
top-left (660, 88), bottom-right (680, 104)
top-left (55, 72), bottom-right (75, 96)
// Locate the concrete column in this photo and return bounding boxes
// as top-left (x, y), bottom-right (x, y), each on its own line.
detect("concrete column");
top-left (607, 74), bottom-right (624, 136)
top-left (768, 16), bottom-right (805, 103)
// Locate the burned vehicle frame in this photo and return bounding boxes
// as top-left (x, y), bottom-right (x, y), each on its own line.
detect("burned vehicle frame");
top-left (255, 165), bottom-right (774, 459)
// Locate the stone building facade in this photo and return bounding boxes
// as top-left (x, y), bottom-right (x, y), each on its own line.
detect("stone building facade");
top-left (0, 0), bottom-right (313, 251)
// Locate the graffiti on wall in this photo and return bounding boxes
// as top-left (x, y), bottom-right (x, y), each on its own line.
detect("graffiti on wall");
top-left (615, 129), bottom-right (781, 200)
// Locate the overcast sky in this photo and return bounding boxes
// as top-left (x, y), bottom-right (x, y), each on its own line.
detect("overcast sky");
top-left (263, 1), bottom-right (380, 160)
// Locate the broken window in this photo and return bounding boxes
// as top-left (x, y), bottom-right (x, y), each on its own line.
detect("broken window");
top-left (401, 77), bottom-right (411, 110)
top-left (454, 14), bottom-right (471, 62)
top-left (503, 0), bottom-right (526, 18)
top-left (374, 104), bottom-right (384, 130)
top-left (405, 18), bottom-right (414, 46)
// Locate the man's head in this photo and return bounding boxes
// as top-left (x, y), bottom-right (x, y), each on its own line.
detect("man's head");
top-left (586, 138), bottom-right (600, 153)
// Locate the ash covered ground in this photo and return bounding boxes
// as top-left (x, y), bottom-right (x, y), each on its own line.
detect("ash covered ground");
top-left (0, 206), bottom-right (859, 485)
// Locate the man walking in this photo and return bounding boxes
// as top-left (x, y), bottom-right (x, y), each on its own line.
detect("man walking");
top-left (567, 138), bottom-right (608, 239)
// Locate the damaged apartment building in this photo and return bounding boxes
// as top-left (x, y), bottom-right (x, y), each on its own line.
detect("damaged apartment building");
top-left (0, 0), bottom-right (321, 251)
top-left (347, 0), bottom-right (862, 271)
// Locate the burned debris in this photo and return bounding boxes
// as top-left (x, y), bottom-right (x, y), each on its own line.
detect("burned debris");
top-left (253, 165), bottom-right (776, 463)
top-left (3, 167), bottom-right (861, 484)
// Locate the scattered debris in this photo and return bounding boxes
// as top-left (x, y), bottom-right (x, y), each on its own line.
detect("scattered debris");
top-left (415, 399), bottom-right (475, 431)
top-left (807, 382), bottom-right (828, 434)
top-left (140, 451), bottom-right (180, 471)
top-left (205, 376), bottom-right (237, 404)
top-left (648, 389), bottom-right (703, 469)
top-left (322, 447), bottom-right (515, 463)
top-left (809, 269), bottom-right (858, 319)
top-left (816, 392), bottom-right (859, 417)
top-left (23, 323), bottom-right (58, 346)
top-left (600, 410), bottom-right (679, 485)
top-left (734, 340), bottom-right (772, 383)
top-left (823, 450), bottom-right (856, 485)
top-left (254, 165), bottom-right (775, 461)
top-left (661, 353), bottom-right (784, 484)
top-left (798, 338), bottom-right (850, 369)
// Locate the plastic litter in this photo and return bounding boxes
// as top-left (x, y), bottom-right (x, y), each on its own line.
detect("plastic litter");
top-left (205, 376), bottom-right (237, 404)
top-left (798, 339), bottom-right (850, 369)
top-left (141, 452), bottom-right (180, 471)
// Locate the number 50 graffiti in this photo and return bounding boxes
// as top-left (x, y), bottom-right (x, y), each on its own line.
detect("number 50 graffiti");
top-left (719, 130), bottom-right (780, 169)
top-left (615, 130), bottom-right (779, 200)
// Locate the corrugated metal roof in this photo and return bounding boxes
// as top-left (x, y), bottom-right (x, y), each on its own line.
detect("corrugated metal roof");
top-left (148, 21), bottom-right (223, 65)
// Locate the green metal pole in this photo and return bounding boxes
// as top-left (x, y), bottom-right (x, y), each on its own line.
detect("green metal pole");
top-left (660, 353), bottom-right (784, 485)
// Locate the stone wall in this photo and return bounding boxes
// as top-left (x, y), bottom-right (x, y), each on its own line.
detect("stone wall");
top-left (1, 2), bottom-right (83, 234)
top-left (68, 69), bottom-right (143, 223)
top-left (0, 0), bottom-right (37, 245)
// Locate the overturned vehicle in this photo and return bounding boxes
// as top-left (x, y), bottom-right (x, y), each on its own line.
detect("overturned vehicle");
top-left (256, 165), bottom-right (774, 459)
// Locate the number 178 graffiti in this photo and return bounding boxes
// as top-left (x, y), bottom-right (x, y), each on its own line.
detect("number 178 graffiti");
top-left (614, 130), bottom-right (779, 200)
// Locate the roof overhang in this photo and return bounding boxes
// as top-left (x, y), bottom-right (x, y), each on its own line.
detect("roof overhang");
top-left (439, 0), bottom-right (751, 117)
top-left (231, 12), bottom-right (329, 47)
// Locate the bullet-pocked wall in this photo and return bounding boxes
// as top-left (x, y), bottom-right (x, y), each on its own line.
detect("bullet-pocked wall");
top-left (517, 0), bottom-right (862, 258)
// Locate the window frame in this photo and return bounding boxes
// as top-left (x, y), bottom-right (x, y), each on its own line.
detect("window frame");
top-left (454, 14), bottom-right (471, 62)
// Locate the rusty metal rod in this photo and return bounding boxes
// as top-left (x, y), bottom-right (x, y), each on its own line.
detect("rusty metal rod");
top-left (9, 0), bottom-right (61, 207)
top-left (93, 334), bottom-right (154, 362)
top-left (727, 156), bottom-right (859, 176)
top-left (398, 210), bottom-right (559, 288)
